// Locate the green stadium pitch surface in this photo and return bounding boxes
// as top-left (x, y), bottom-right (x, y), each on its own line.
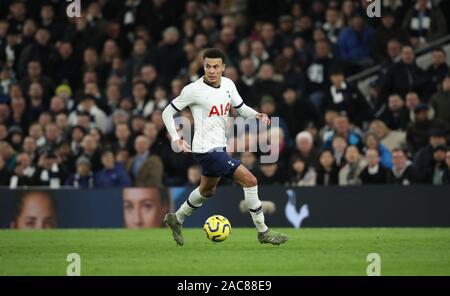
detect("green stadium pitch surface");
top-left (1, 228), bottom-right (449, 276)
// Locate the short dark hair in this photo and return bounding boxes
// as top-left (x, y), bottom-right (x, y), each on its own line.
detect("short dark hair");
top-left (392, 148), bottom-right (407, 156)
top-left (203, 48), bottom-right (226, 63)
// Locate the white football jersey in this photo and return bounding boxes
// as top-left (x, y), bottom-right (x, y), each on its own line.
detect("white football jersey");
top-left (170, 76), bottom-right (245, 153)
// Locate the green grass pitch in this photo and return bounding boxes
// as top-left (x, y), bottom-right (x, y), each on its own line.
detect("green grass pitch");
top-left (1, 228), bottom-right (449, 275)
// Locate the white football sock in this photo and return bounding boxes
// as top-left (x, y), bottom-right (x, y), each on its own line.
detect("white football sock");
top-left (243, 185), bottom-right (268, 233)
top-left (175, 187), bottom-right (208, 224)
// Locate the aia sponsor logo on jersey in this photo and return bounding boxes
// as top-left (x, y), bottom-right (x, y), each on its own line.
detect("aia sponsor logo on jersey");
top-left (208, 103), bottom-right (231, 117)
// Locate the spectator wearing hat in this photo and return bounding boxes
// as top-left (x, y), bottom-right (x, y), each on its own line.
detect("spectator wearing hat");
top-left (431, 74), bottom-right (450, 130)
top-left (8, 125), bottom-right (23, 151)
top-left (413, 129), bottom-right (447, 174)
top-left (422, 144), bottom-right (447, 184)
top-left (55, 83), bottom-right (75, 111)
top-left (65, 156), bottom-right (95, 188)
top-left (95, 150), bottom-right (132, 187)
top-left (406, 103), bottom-right (446, 154)
top-left (405, 91), bottom-right (435, 123)
top-left (387, 148), bottom-right (421, 185)
top-left (278, 15), bottom-right (295, 45)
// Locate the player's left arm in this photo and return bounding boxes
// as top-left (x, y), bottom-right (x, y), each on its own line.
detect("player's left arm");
top-left (230, 82), bottom-right (270, 126)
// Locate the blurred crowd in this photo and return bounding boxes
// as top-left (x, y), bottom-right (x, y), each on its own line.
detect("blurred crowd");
top-left (0, 0), bottom-right (450, 188)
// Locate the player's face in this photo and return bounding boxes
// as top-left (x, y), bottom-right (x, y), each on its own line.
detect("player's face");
top-left (204, 58), bottom-right (225, 85)
top-left (12, 193), bottom-right (57, 229)
top-left (123, 188), bottom-right (168, 228)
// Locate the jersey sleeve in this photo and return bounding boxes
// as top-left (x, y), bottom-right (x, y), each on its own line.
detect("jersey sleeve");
top-left (170, 86), bottom-right (195, 111)
top-left (229, 81), bottom-right (244, 109)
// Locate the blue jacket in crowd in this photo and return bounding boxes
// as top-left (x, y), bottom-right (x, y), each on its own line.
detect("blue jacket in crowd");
top-left (95, 163), bottom-right (132, 187)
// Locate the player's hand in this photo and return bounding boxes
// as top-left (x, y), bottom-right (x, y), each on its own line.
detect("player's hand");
top-left (174, 139), bottom-right (192, 153)
top-left (256, 113), bottom-right (271, 126)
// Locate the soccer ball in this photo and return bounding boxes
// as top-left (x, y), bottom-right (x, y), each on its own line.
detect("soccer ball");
top-left (203, 215), bottom-right (231, 242)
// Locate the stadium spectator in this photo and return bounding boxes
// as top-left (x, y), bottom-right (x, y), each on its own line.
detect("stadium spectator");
top-left (186, 164), bottom-right (201, 186)
top-left (413, 129), bottom-right (448, 175)
top-left (364, 132), bottom-right (392, 169)
top-left (377, 94), bottom-right (410, 131)
top-left (424, 48), bottom-right (449, 97)
top-left (316, 148), bottom-right (339, 185)
top-left (360, 148), bottom-right (388, 184)
top-left (95, 150), bottom-right (132, 187)
top-left (323, 7), bottom-right (343, 44)
top-left (288, 155), bottom-right (316, 187)
top-left (65, 156), bottom-right (95, 188)
top-left (293, 131), bottom-right (318, 169)
top-left (111, 122), bottom-right (134, 154)
top-left (126, 135), bottom-right (163, 187)
top-left (325, 67), bottom-right (369, 125)
top-left (406, 103), bottom-right (445, 154)
top-left (122, 187), bottom-right (171, 228)
top-left (305, 39), bottom-right (335, 112)
top-left (331, 134), bottom-right (348, 168)
top-left (387, 148), bottom-right (421, 185)
top-left (402, 0), bottom-right (447, 48)
top-left (405, 91), bottom-right (434, 123)
top-left (369, 120), bottom-right (406, 152)
top-left (9, 152), bottom-right (34, 187)
top-left (32, 149), bottom-right (66, 188)
top-left (0, 141), bottom-right (17, 172)
top-left (380, 45), bottom-right (426, 104)
top-left (431, 74), bottom-right (450, 130)
top-left (422, 144), bottom-right (447, 184)
top-left (78, 134), bottom-right (102, 173)
top-left (338, 12), bottom-right (374, 69)
top-left (254, 162), bottom-right (287, 186)
top-left (339, 145), bottom-right (366, 186)
top-left (372, 10), bottom-right (408, 62)
top-left (323, 114), bottom-right (363, 151)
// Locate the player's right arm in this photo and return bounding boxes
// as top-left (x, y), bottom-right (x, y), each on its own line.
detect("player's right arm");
top-left (162, 86), bottom-right (194, 152)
